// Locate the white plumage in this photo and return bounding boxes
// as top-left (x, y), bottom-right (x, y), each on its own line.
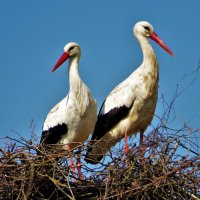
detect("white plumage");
top-left (85, 21), bottom-right (174, 164)
top-left (40, 42), bottom-right (97, 178)
top-left (41, 42), bottom-right (97, 149)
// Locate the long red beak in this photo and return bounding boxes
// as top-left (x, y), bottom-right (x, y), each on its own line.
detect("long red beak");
top-left (149, 32), bottom-right (174, 56)
top-left (51, 52), bottom-right (70, 72)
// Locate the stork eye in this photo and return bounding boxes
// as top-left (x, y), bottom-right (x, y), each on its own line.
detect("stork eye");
top-left (69, 46), bottom-right (75, 51)
top-left (144, 26), bottom-right (150, 31)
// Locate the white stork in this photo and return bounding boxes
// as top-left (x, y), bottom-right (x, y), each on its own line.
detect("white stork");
top-left (85, 21), bottom-right (174, 164)
top-left (40, 42), bottom-right (97, 179)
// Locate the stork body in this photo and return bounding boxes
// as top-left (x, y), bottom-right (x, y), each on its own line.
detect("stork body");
top-left (40, 42), bottom-right (97, 177)
top-left (85, 21), bottom-right (173, 164)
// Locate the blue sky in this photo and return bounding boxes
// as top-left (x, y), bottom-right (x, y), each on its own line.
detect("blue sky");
top-left (0, 1), bottom-right (199, 143)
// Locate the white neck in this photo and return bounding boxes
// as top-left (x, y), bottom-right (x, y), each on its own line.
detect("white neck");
top-left (137, 34), bottom-right (156, 62)
top-left (135, 34), bottom-right (158, 76)
top-left (67, 55), bottom-right (91, 115)
top-left (68, 56), bottom-right (82, 92)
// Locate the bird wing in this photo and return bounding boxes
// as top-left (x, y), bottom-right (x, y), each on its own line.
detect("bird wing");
top-left (41, 123), bottom-right (68, 145)
top-left (91, 80), bottom-right (136, 141)
top-left (40, 96), bottom-right (69, 145)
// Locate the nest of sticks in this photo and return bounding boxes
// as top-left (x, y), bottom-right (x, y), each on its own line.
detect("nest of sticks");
top-left (0, 122), bottom-right (199, 200)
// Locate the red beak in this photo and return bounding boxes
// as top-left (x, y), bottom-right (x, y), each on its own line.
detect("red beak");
top-left (51, 52), bottom-right (70, 72)
top-left (149, 32), bottom-right (174, 56)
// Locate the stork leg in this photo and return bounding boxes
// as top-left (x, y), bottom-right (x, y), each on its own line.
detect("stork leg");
top-left (67, 145), bottom-right (76, 183)
top-left (76, 154), bottom-right (83, 180)
top-left (124, 131), bottom-right (129, 154)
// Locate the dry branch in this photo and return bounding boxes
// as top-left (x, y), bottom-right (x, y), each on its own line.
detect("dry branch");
top-left (0, 124), bottom-right (199, 200)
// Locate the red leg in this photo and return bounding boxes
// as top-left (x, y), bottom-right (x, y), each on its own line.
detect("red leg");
top-left (67, 145), bottom-right (76, 183)
top-left (76, 155), bottom-right (83, 180)
top-left (124, 131), bottom-right (129, 154)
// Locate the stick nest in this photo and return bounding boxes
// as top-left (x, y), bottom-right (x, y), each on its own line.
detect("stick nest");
top-left (0, 123), bottom-right (199, 200)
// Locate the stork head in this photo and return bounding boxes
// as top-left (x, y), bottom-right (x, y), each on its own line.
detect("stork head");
top-left (133, 21), bottom-right (174, 56)
top-left (51, 42), bottom-right (81, 72)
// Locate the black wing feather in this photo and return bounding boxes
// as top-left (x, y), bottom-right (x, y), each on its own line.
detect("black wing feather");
top-left (91, 99), bottom-right (134, 141)
top-left (40, 123), bottom-right (68, 145)
top-left (85, 99), bottom-right (134, 164)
